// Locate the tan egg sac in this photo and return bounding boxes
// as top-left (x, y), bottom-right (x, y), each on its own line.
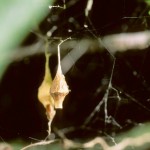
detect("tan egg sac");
top-left (38, 53), bottom-right (54, 109)
top-left (50, 69), bottom-right (69, 109)
top-left (46, 103), bottom-right (56, 121)
top-left (38, 80), bottom-right (54, 108)
top-left (38, 53), bottom-right (56, 121)
top-left (38, 77), bottom-right (56, 121)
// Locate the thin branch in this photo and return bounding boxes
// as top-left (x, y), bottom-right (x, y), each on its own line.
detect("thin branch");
top-left (21, 139), bottom-right (58, 150)
top-left (102, 31), bottom-right (150, 51)
top-left (109, 133), bottom-right (150, 150)
top-left (20, 128), bottom-right (150, 150)
top-left (63, 133), bottom-right (150, 150)
top-left (8, 31), bottom-right (150, 74)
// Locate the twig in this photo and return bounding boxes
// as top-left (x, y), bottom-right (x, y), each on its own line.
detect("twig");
top-left (21, 139), bottom-right (58, 150)
top-left (20, 129), bottom-right (150, 150)
top-left (102, 31), bottom-right (150, 51)
top-left (7, 31), bottom-right (150, 75)
top-left (109, 133), bottom-right (150, 150)
top-left (10, 31), bottom-right (150, 61)
top-left (63, 133), bottom-right (150, 150)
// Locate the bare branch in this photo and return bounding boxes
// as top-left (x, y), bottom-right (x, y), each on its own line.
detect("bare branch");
top-left (9, 31), bottom-right (150, 74)
top-left (102, 31), bottom-right (150, 51)
top-left (21, 139), bottom-right (58, 150)
top-left (20, 132), bottom-right (150, 150)
top-left (61, 133), bottom-right (150, 150)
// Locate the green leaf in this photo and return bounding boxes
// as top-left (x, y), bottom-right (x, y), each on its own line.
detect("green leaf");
top-left (0, 0), bottom-right (54, 79)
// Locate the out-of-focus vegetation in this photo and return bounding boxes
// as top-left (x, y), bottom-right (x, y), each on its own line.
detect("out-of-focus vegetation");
top-left (0, 0), bottom-right (54, 79)
top-left (19, 123), bottom-right (150, 150)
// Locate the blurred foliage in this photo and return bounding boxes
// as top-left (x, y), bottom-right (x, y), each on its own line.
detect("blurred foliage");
top-left (145, 0), bottom-right (150, 5)
top-left (10, 139), bottom-right (27, 150)
top-left (0, 0), bottom-right (54, 79)
top-left (116, 123), bottom-right (150, 150)
top-left (12, 123), bottom-right (150, 150)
